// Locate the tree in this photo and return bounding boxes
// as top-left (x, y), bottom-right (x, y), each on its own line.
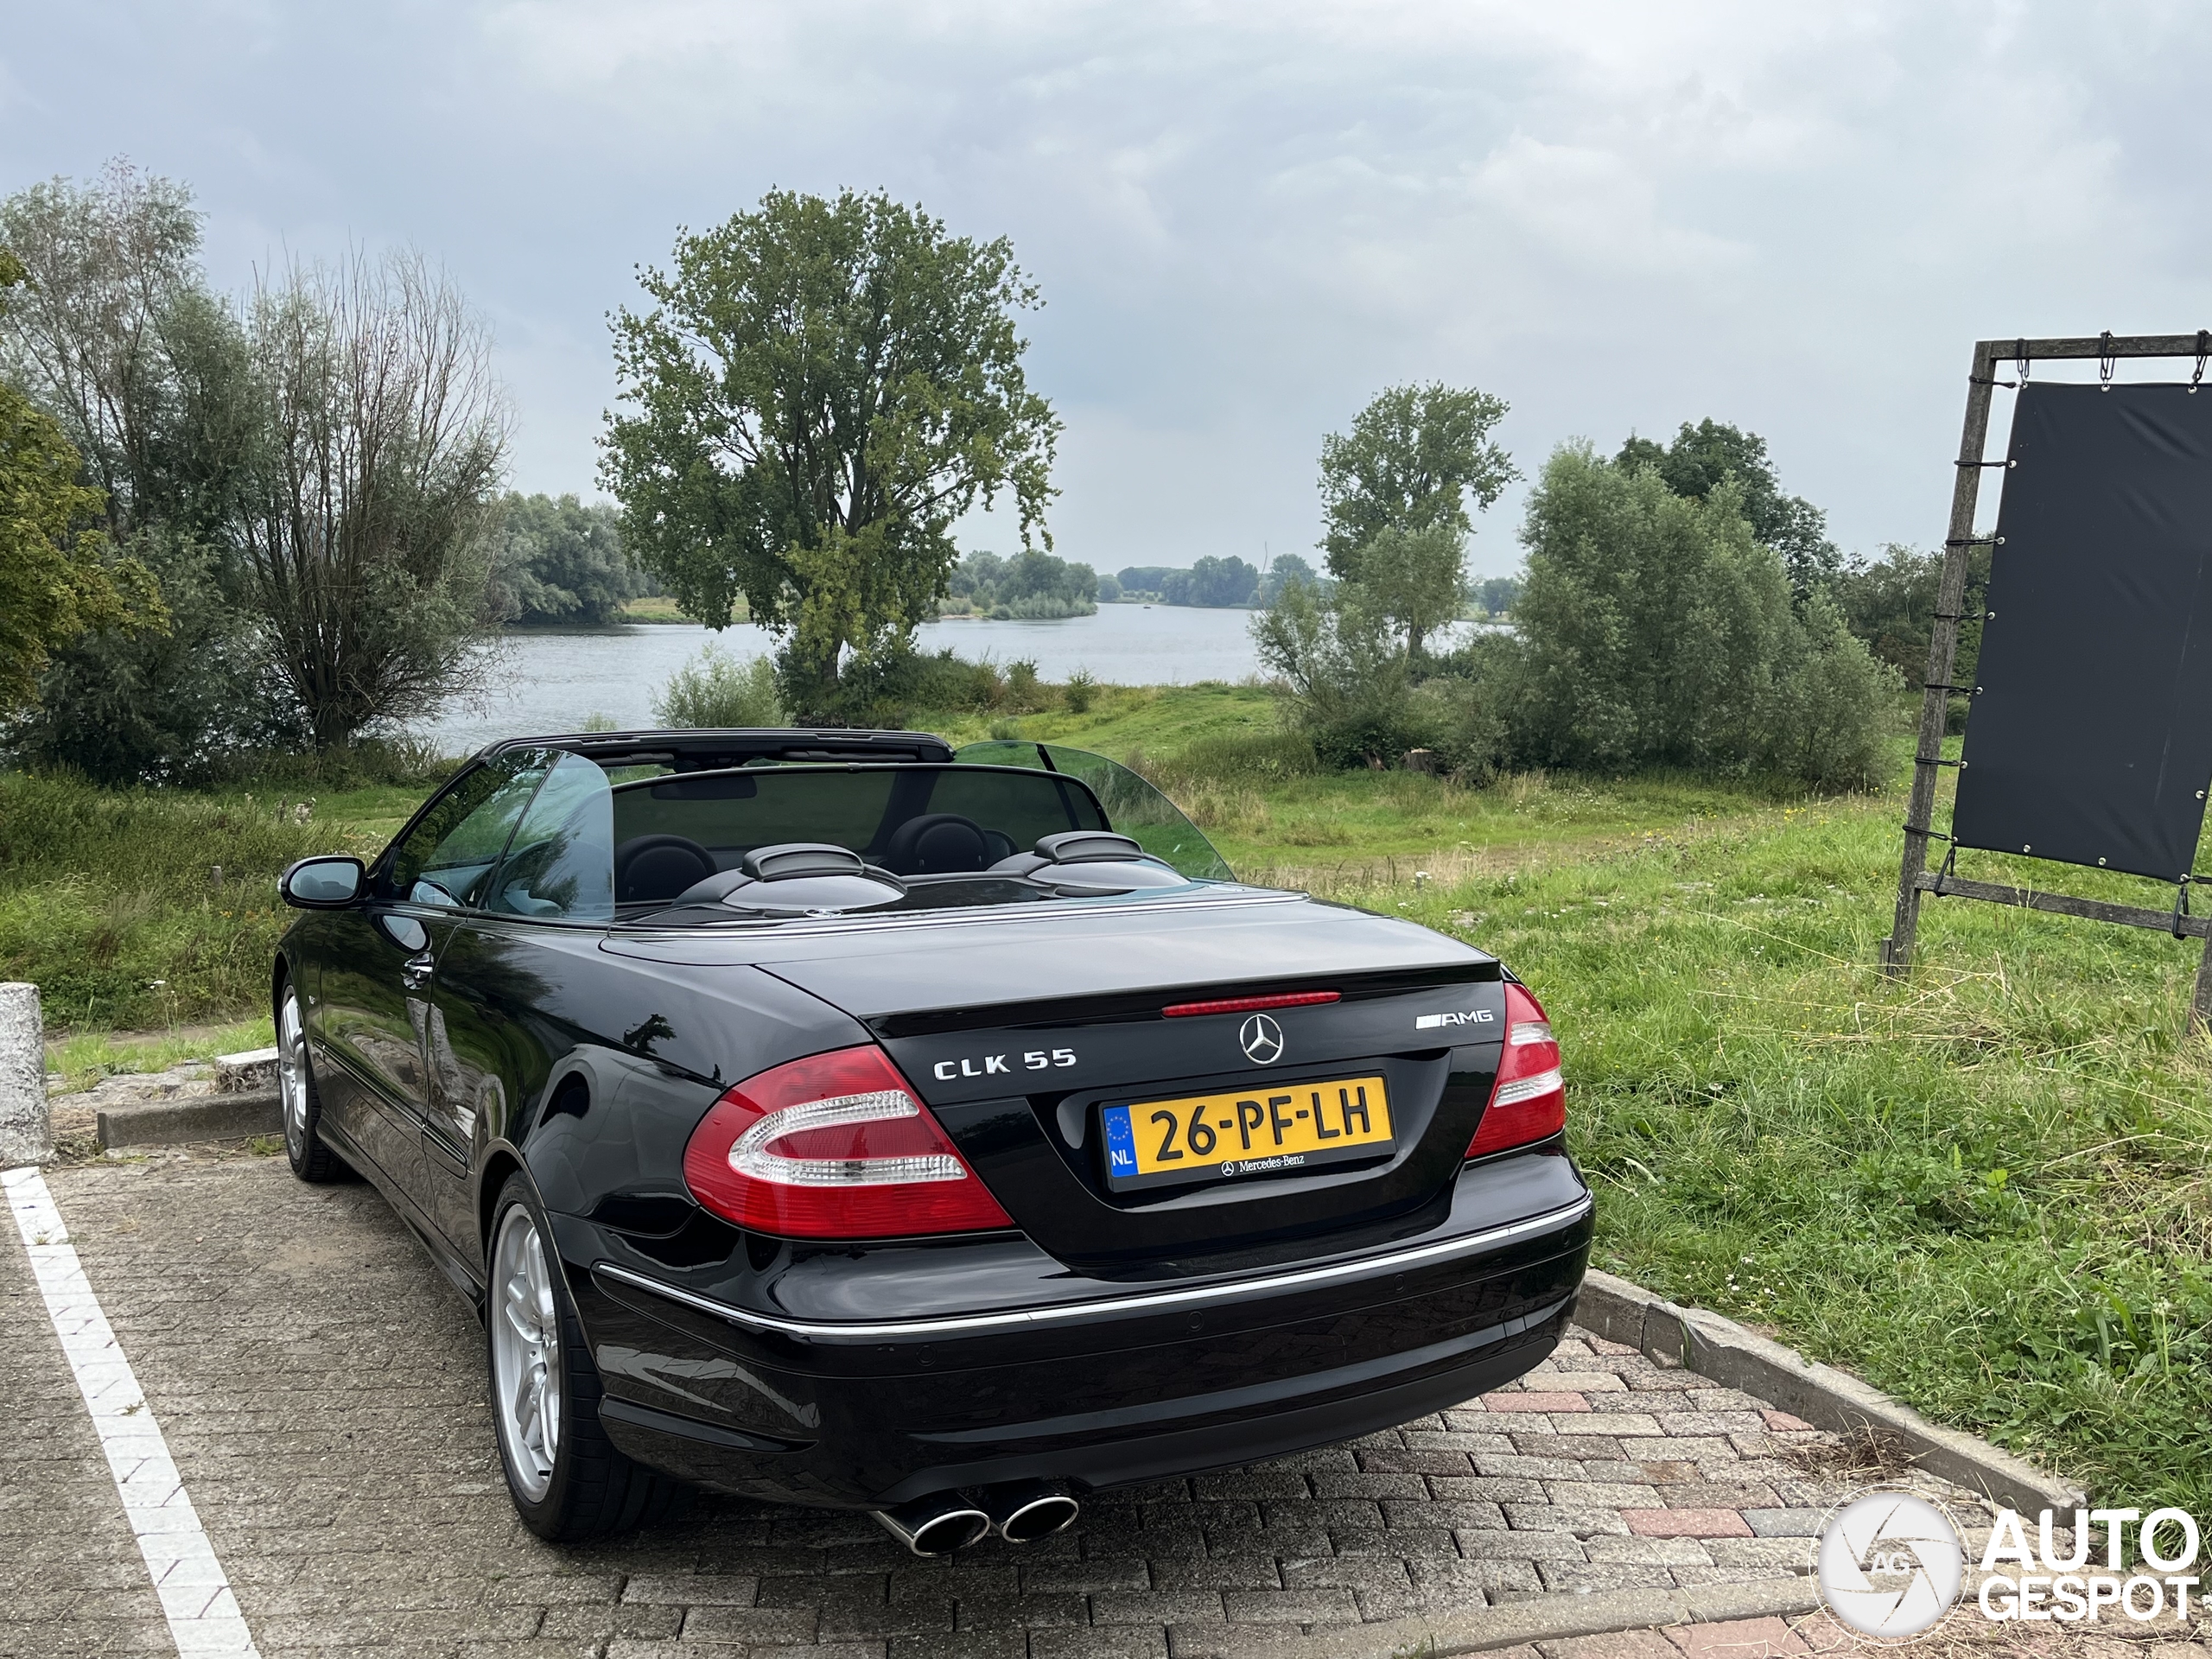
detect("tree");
top-left (1511, 442), bottom-right (1892, 786)
top-left (1255, 551), bottom-right (1318, 608)
top-left (1160, 555), bottom-right (1259, 607)
top-left (1351, 522), bottom-right (1464, 655)
top-left (602, 189), bottom-right (1059, 711)
top-left (0, 250), bottom-right (162, 712)
top-left (1318, 383), bottom-right (1516, 581)
top-left (233, 252), bottom-right (509, 749)
top-left (0, 163), bottom-right (270, 778)
top-left (491, 493), bottom-right (640, 626)
top-left (1617, 419), bottom-right (1840, 596)
top-left (1472, 575), bottom-right (1521, 618)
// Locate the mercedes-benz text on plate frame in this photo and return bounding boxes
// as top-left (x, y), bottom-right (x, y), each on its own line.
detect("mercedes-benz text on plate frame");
top-left (1103, 1075), bottom-right (1392, 1191)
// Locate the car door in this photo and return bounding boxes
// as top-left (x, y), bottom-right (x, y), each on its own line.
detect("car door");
top-left (423, 750), bottom-right (617, 1255)
top-left (315, 750), bottom-right (553, 1202)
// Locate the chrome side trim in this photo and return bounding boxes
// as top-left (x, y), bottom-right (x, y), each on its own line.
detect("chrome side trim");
top-left (592, 1193), bottom-right (1592, 1343)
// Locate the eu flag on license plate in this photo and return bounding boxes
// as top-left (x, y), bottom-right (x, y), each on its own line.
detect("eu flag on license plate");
top-left (1102, 1105), bottom-right (1138, 1178)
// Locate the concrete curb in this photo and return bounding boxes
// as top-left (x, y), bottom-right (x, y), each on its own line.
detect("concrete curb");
top-left (1574, 1268), bottom-right (2086, 1514)
top-left (96, 1086), bottom-right (283, 1151)
top-left (1170, 1577), bottom-right (1822, 1659)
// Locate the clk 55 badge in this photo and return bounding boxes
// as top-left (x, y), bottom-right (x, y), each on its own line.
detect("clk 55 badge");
top-left (934, 1048), bottom-right (1077, 1080)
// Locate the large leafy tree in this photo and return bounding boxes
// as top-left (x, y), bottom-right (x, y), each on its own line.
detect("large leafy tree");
top-left (1317, 382), bottom-right (1516, 580)
top-left (1617, 418), bottom-right (1840, 596)
top-left (601, 189), bottom-right (1059, 709)
top-left (0, 250), bottom-right (162, 712)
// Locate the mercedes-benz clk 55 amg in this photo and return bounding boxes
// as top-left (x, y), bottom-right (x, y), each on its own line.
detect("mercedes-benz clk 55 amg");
top-left (271, 728), bottom-right (1591, 1553)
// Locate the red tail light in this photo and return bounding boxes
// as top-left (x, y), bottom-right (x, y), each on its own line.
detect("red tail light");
top-left (1466, 982), bottom-right (1565, 1159)
top-left (682, 1046), bottom-right (1014, 1239)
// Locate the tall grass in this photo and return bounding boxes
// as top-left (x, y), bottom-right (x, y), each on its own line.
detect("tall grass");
top-left (0, 773), bottom-right (384, 1027)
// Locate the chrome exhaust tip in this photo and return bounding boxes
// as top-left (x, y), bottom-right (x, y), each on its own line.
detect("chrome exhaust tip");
top-left (979, 1480), bottom-right (1080, 1543)
top-left (872, 1496), bottom-right (992, 1557)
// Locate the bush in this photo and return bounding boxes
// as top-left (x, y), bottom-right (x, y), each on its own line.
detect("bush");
top-left (653, 642), bottom-right (786, 728)
top-left (1065, 668), bottom-right (1096, 713)
top-left (1508, 443), bottom-right (1894, 789)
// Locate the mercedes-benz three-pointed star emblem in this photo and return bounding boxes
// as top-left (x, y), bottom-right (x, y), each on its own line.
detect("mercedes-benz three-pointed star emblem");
top-left (1239, 1013), bottom-right (1285, 1065)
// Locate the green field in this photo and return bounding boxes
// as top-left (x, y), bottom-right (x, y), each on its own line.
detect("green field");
top-left (3, 683), bottom-right (2203, 1511)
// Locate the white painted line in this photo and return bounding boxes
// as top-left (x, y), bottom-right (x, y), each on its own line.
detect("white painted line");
top-left (3, 1166), bottom-right (261, 1657)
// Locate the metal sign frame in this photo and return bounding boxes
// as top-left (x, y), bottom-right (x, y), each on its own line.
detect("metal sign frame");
top-left (1881, 333), bottom-right (2212, 1028)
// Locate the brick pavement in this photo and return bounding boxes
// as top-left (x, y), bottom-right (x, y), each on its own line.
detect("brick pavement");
top-left (0, 1145), bottom-right (2120, 1658)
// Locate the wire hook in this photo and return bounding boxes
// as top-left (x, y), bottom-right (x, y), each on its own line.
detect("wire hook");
top-left (2014, 337), bottom-right (2031, 386)
top-left (2100, 331), bottom-right (2117, 390)
top-left (2193, 330), bottom-right (2209, 394)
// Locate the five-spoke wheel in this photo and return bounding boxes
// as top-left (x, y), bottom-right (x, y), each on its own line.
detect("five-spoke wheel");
top-left (490, 1203), bottom-right (563, 1503)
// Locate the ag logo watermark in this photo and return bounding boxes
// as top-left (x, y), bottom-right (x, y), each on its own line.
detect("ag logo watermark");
top-left (1817, 1491), bottom-right (1965, 1638)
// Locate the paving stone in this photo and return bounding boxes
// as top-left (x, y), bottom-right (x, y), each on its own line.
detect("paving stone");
top-left (1503, 1503), bottom-right (1634, 1537)
top-left (1030, 1627), bottom-right (1166, 1659)
top-left (1541, 1631), bottom-right (1688, 1659)
top-left (1623, 1508), bottom-right (1754, 1538)
top-left (1147, 1556), bottom-right (1283, 1591)
top-left (679, 1604), bottom-right (823, 1643)
top-left (622, 1574), bottom-right (760, 1606)
top-left (1479, 1391), bottom-right (1593, 1413)
top-left (1220, 1586), bottom-right (1360, 1624)
top-left (888, 1632), bottom-right (1028, 1659)
top-left (1584, 1536), bottom-right (1716, 1567)
top-left (1665, 1615), bottom-right (1808, 1656)
top-left (1090, 1591), bottom-right (1228, 1624)
top-left (1744, 1510), bottom-right (1828, 1538)
top-left (1707, 1537), bottom-right (1818, 1569)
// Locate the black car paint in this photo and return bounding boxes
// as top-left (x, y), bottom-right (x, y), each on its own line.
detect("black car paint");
top-left (278, 732), bottom-right (1592, 1511)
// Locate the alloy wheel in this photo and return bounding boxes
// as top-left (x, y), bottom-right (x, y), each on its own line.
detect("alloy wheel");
top-left (491, 1205), bottom-right (563, 1503)
top-left (278, 989), bottom-right (309, 1160)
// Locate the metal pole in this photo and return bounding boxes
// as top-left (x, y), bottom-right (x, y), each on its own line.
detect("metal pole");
top-left (1882, 340), bottom-right (2001, 976)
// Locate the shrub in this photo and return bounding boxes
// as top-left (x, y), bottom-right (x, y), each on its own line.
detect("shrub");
top-left (1508, 443), bottom-right (1894, 789)
top-left (653, 642), bottom-right (786, 728)
top-left (1064, 668), bottom-right (1096, 713)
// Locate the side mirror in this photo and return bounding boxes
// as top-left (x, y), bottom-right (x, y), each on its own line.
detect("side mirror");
top-left (281, 856), bottom-right (365, 909)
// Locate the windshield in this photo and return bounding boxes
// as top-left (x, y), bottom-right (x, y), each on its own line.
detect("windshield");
top-left (952, 742), bottom-right (1233, 880)
top-left (607, 763), bottom-right (1112, 904)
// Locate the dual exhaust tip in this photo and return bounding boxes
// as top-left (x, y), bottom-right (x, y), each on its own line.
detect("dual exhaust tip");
top-left (874, 1481), bottom-right (1079, 1556)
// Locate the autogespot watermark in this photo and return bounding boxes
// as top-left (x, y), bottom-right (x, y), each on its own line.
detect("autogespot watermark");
top-left (1816, 1491), bottom-right (2207, 1639)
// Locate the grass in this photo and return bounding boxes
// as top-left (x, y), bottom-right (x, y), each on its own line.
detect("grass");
top-left (4, 683), bottom-right (2206, 1511)
top-left (1308, 780), bottom-right (2212, 1517)
top-left (45, 1018), bottom-right (276, 1095)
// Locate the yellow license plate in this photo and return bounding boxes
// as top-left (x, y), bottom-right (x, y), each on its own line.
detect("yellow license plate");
top-left (1101, 1075), bottom-right (1393, 1191)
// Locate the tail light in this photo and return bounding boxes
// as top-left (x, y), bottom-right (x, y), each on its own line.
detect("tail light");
top-left (1466, 982), bottom-right (1564, 1159)
top-left (682, 1046), bottom-right (1014, 1239)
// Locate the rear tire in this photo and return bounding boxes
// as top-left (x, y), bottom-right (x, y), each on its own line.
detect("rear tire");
top-left (278, 981), bottom-right (348, 1183)
top-left (486, 1173), bottom-right (686, 1540)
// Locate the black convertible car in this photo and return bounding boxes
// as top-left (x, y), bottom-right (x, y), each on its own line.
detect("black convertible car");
top-left (274, 728), bottom-right (1590, 1554)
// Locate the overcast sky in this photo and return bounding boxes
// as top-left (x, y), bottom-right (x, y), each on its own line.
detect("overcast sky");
top-left (5, 2), bottom-right (2208, 577)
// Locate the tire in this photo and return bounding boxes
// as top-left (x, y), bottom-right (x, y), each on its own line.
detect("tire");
top-left (486, 1173), bottom-right (687, 1540)
top-left (277, 979), bottom-right (349, 1183)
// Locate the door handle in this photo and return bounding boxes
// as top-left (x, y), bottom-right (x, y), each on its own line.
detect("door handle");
top-left (401, 951), bottom-right (435, 990)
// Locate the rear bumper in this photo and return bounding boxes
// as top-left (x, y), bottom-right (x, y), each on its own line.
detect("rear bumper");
top-left (571, 1160), bottom-right (1592, 1509)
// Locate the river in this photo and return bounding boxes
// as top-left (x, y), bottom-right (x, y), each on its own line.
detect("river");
top-left (408, 604), bottom-right (1268, 750)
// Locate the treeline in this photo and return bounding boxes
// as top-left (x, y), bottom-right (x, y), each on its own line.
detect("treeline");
top-left (1256, 391), bottom-right (1907, 791)
top-left (944, 549), bottom-right (1098, 619)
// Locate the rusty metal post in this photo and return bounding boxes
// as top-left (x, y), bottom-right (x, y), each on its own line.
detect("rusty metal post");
top-left (1883, 339), bottom-right (2002, 976)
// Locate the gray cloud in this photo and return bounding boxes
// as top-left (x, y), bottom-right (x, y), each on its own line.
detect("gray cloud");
top-left (4, 2), bottom-right (2209, 577)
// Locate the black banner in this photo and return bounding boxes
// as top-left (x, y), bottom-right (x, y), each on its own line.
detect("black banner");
top-left (1952, 383), bottom-right (2212, 881)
